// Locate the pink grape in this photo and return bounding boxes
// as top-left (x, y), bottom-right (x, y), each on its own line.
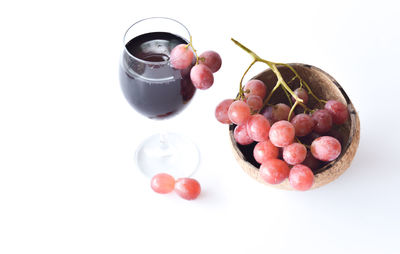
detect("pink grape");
top-left (228, 100), bottom-right (251, 125)
top-left (244, 80), bottom-right (267, 99)
top-left (234, 124), bottom-right (253, 145)
top-left (190, 64), bottom-right (214, 90)
top-left (174, 178), bottom-right (201, 200)
top-left (170, 44), bottom-right (194, 70)
top-left (253, 140), bottom-right (279, 164)
top-left (291, 113), bottom-right (314, 137)
top-left (289, 164), bottom-right (314, 191)
top-left (292, 88), bottom-right (309, 105)
top-left (246, 95), bottom-right (263, 112)
top-left (311, 136), bottom-right (341, 161)
top-left (260, 159), bottom-right (290, 184)
top-left (261, 103), bottom-right (291, 124)
top-left (283, 143), bottom-right (307, 165)
top-left (302, 151), bottom-right (321, 171)
top-left (199, 50), bottom-right (222, 73)
top-left (246, 114), bottom-right (270, 142)
top-left (324, 100), bottom-right (349, 125)
top-left (215, 99), bottom-right (234, 124)
top-left (312, 109), bottom-right (333, 134)
top-left (150, 173), bottom-right (175, 194)
top-left (269, 120), bottom-right (295, 147)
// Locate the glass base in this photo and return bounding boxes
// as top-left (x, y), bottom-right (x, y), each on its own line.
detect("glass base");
top-left (135, 132), bottom-right (200, 178)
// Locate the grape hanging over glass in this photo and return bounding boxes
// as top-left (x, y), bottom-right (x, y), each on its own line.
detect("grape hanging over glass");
top-left (119, 17), bottom-right (199, 177)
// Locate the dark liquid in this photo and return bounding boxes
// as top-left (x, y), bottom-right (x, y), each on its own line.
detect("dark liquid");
top-left (119, 32), bottom-right (196, 119)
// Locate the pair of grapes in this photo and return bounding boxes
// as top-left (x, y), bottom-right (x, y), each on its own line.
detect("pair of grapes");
top-left (152, 41), bottom-right (219, 200)
top-left (215, 79), bottom-right (349, 191)
top-left (170, 44), bottom-right (222, 90)
top-left (151, 173), bottom-right (201, 200)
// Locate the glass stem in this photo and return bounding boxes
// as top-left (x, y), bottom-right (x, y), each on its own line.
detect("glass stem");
top-left (156, 130), bottom-right (176, 158)
top-left (159, 131), bottom-right (169, 150)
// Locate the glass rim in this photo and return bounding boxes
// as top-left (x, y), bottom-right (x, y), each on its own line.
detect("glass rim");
top-left (122, 17), bottom-right (191, 65)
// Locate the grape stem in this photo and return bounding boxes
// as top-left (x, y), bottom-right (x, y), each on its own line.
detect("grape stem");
top-left (186, 36), bottom-right (199, 64)
top-left (231, 38), bottom-right (326, 119)
top-left (288, 100), bottom-right (298, 121)
top-left (238, 60), bottom-right (257, 100)
top-left (282, 85), bottom-right (293, 107)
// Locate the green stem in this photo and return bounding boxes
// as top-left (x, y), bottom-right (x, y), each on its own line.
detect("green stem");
top-left (261, 60), bottom-right (303, 104)
top-left (277, 62), bottom-right (324, 105)
top-left (299, 102), bottom-right (312, 112)
top-left (231, 38), bottom-right (325, 112)
top-left (231, 38), bottom-right (261, 61)
top-left (282, 85), bottom-right (293, 107)
top-left (287, 75), bottom-right (297, 85)
top-left (186, 36), bottom-right (199, 64)
top-left (288, 100), bottom-right (298, 121)
top-left (239, 60), bottom-right (257, 99)
top-left (263, 80), bottom-right (281, 107)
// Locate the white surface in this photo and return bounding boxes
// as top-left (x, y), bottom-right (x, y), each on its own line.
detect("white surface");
top-left (1, 0), bottom-right (399, 253)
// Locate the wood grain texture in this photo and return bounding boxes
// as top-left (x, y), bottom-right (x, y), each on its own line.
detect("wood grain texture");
top-left (229, 63), bottom-right (360, 190)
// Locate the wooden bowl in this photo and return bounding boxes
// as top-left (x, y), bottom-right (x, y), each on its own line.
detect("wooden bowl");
top-left (229, 63), bottom-right (360, 190)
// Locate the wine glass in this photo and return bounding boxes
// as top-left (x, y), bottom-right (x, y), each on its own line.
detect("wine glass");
top-left (119, 17), bottom-right (200, 178)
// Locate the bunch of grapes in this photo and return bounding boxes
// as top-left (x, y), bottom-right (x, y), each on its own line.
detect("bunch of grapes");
top-left (170, 37), bottom-right (222, 90)
top-left (151, 173), bottom-right (201, 200)
top-left (214, 39), bottom-right (350, 191)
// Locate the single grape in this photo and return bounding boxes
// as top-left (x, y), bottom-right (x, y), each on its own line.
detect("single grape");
top-left (324, 100), bottom-right (349, 125)
top-left (292, 88), bottom-right (309, 105)
top-left (150, 173), bottom-right (175, 194)
top-left (283, 143), bottom-right (307, 165)
top-left (190, 64), bottom-right (214, 90)
top-left (170, 44), bottom-right (194, 70)
top-left (228, 100), bottom-right (251, 125)
top-left (269, 120), bottom-right (295, 147)
top-left (234, 124), bottom-right (253, 145)
top-left (198, 50), bottom-right (222, 73)
top-left (246, 95), bottom-right (263, 112)
top-left (289, 164), bottom-right (314, 191)
top-left (246, 114), bottom-right (270, 142)
top-left (261, 103), bottom-right (291, 124)
top-left (260, 159), bottom-right (290, 184)
top-left (291, 113), bottom-right (314, 137)
top-left (312, 109), bottom-right (333, 134)
top-left (244, 80), bottom-right (267, 99)
top-left (311, 136), bottom-right (341, 161)
top-left (253, 140), bottom-right (279, 164)
top-left (302, 151), bottom-right (321, 172)
top-left (215, 99), bottom-right (234, 124)
top-left (174, 178), bottom-right (201, 200)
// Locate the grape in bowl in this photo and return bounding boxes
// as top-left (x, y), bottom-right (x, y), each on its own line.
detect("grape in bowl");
top-left (228, 63), bottom-right (360, 190)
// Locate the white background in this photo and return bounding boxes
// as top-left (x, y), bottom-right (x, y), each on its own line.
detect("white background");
top-left (1, 0), bottom-right (399, 253)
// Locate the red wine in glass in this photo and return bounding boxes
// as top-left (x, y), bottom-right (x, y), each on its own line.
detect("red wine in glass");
top-left (120, 32), bottom-right (196, 119)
